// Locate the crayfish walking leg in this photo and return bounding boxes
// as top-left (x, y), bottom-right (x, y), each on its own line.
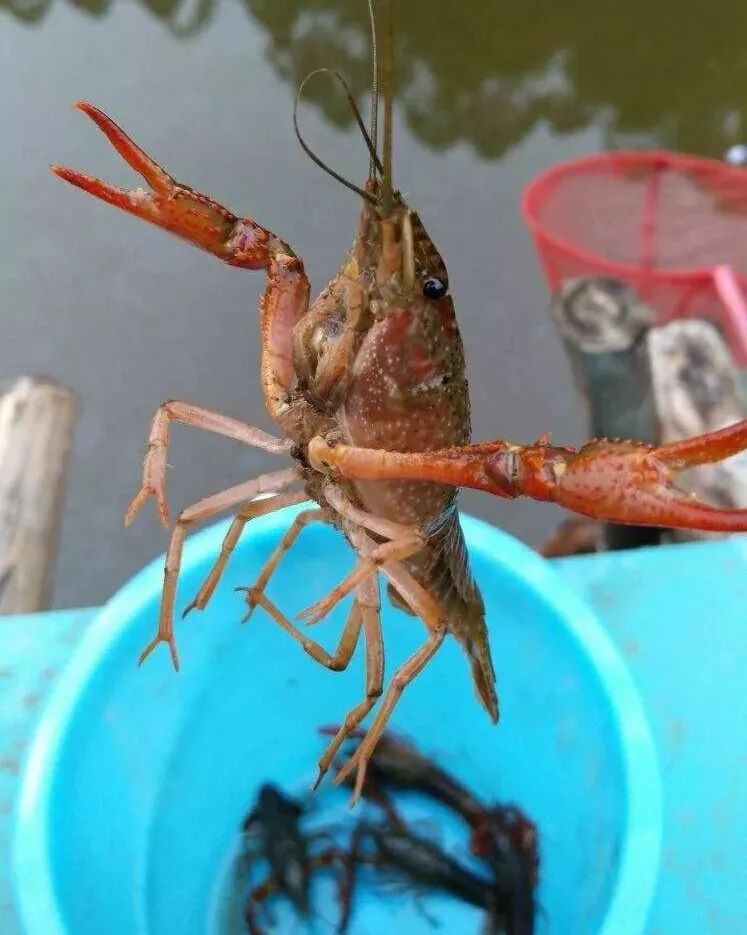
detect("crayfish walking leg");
top-left (299, 485), bottom-right (425, 626)
top-left (138, 467), bottom-right (300, 670)
top-left (312, 572), bottom-right (383, 791)
top-left (331, 552), bottom-right (447, 804)
top-left (182, 491), bottom-right (308, 618)
top-left (124, 400), bottom-right (293, 528)
top-left (248, 590), bottom-right (365, 675)
top-left (243, 572), bottom-right (385, 795)
top-left (238, 509), bottom-right (329, 624)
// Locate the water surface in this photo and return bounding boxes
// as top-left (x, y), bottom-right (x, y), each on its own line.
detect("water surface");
top-left (2, 0), bottom-right (746, 606)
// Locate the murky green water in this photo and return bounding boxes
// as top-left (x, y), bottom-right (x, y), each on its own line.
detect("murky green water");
top-left (2, 1), bottom-right (746, 606)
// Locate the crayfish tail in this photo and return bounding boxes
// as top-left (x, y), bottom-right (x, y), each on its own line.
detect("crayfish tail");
top-left (416, 509), bottom-right (499, 723)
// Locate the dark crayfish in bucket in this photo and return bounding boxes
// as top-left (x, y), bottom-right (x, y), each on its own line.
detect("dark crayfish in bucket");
top-left (52, 0), bottom-right (747, 801)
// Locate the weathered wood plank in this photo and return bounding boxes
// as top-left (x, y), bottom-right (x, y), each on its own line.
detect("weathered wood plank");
top-left (649, 319), bottom-right (747, 542)
top-left (549, 277), bottom-right (661, 551)
top-left (547, 279), bottom-right (747, 553)
top-left (0, 378), bottom-right (76, 613)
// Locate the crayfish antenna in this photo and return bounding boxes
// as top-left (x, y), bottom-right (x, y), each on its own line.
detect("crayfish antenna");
top-left (380, 0), bottom-right (395, 216)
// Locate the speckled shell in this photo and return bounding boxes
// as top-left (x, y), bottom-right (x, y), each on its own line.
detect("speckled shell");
top-left (288, 195), bottom-right (498, 720)
top-left (341, 293), bottom-right (470, 525)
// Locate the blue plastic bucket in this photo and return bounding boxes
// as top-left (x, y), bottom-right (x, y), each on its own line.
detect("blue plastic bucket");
top-left (12, 508), bottom-right (661, 934)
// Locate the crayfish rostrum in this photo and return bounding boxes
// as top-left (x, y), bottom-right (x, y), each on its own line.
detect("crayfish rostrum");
top-left (52, 0), bottom-right (747, 801)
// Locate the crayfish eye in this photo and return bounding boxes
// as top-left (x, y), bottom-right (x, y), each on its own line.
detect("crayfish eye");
top-left (422, 276), bottom-right (447, 299)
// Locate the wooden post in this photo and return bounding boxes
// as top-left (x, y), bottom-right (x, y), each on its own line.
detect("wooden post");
top-left (549, 277), bottom-right (662, 550)
top-left (0, 378), bottom-right (76, 613)
top-left (649, 319), bottom-right (747, 542)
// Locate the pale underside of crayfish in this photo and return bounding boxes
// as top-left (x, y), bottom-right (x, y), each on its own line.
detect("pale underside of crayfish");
top-left (52, 2), bottom-right (747, 801)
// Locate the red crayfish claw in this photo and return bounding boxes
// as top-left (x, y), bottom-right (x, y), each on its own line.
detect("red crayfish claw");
top-left (484, 420), bottom-right (747, 532)
top-left (51, 101), bottom-right (276, 270)
top-left (309, 420), bottom-right (747, 533)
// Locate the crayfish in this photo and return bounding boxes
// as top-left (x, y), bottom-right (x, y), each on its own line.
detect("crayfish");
top-left (335, 728), bottom-right (538, 934)
top-left (52, 0), bottom-right (747, 801)
top-left (239, 784), bottom-right (352, 935)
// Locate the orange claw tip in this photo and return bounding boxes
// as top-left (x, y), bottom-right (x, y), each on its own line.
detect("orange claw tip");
top-left (137, 642), bottom-right (180, 671)
top-left (72, 101), bottom-right (123, 136)
top-left (50, 165), bottom-right (89, 187)
top-left (333, 757), bottom-right (356, 787)
top-left (50, 165), bottom-right (108, 203)
top-left (72, 101), bottom-right (111, 126)
top-left (656, 418), bottom-right (747, 468)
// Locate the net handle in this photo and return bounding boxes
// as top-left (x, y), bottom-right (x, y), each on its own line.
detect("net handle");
top-left (712, 264), bottom-right (747, 364)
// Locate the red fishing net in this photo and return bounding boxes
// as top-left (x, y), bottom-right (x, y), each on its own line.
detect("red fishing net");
top-left (522, 151), bottom-right (747, 363)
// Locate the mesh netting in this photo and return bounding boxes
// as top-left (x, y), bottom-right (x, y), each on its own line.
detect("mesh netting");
top-left (522, 151), bottom-right (747, 363)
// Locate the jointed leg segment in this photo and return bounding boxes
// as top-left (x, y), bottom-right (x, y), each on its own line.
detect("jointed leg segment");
top-left (313, 573), bottom-right (383, 790)
top-left (298, 484), bottom-right (425, 626)
top-left (243, 569), bottom-right (384, 794)
top-left (239, 508), bottom-right (327, 623)
top-left (298, 535), bottom-right (423, 627)
top-left (331, 527), bottom-right (447, 803)
top-left (232, 498), bottom-right (390, 795)
top-left (138, 467), bottom-right (300, 670)
top-left (249, 590), bottom-right (364, 673)
top-left (183, 490), bottom-right (308, 618)
top-left (125, 399), bottom-right (293, 528)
